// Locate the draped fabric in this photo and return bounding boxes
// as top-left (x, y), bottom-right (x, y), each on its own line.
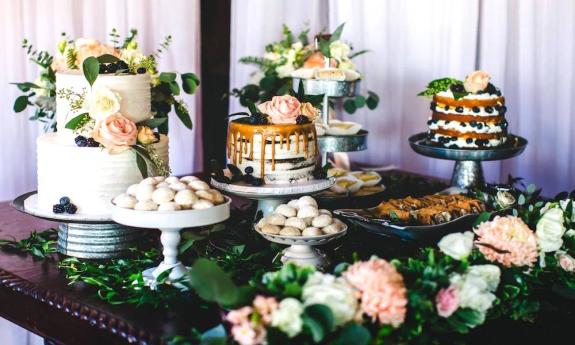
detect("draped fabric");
top-left (0, 0), bottom-right (203, 202)
top-left (230, 0), bottom-right (575, 195)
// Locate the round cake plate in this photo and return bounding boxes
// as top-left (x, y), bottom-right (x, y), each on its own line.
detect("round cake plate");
top-left (318, 130), bottom-right (368, 153)
top-left (292, 78), bottom-right (359, 98)
top-left (408, 132), bottom-right (528, 189)
top-left (255, 225), bottom-right (348, 269)
top-left (110, 197), bottom-right (231, 290)
top-left (211, 178), bottom-right (335, 218)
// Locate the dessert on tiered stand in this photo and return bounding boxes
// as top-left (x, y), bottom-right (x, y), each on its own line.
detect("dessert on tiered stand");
top-left (410, 71), bottom-right (527, 189)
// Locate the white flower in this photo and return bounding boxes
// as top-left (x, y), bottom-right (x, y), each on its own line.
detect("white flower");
top-left (120, 47), bottom-right (144, 65)
top-left (271, 298), bottom-right (303, 338)
top-left (536, 207), bottom-right (566, 252)
top-left (450, 273), bottom-right (495, 314)
top-left (302, 272), bottom-right (358, 326)
top-left (275, 63), bottom-right (295, 78)
top-left (338, 58), bottom-right (356, 71)
top-left (438, 231), bottom-right (474, 260)
top-left (84, 86), bottom-right (121, 121)
top-left (329, 40), bottom-right (351, 62)
top-left (495, 191), bottom-right (516, 208)
top-left (291, 42), bottom-right (303, 51)
top-left (556, 252), bottom-right (575, 272)
top-left (565, 229), bottom-right (575, 238)
top-left (559, 199), bottom-right (575, 222)
top-left (264, 52), bottom-right (281, 62)
top-left (467, 265), bottom-right (501, 292)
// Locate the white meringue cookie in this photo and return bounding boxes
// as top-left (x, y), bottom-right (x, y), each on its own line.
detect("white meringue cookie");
top-left (319, 209), bottom-right (332, 217)
top-left (303, 217), bottom-right (314, 226)
top-left (322, 223), bottom-right (342, 234)
top-left (188, 180), bottom-right (210, 191)
top-left (279, 227), bottom-right (301, 236)
top-left (298, 196), bottom-right (318, 208)
top-left (261, 224), bottom-right (281, 235)
top-left (285, 217), bottom-right (307, 230)
top-left (196, 190), bottom-right (225, 204)
top-left (275, 204), bottom-right (297, 218)
top-left (192, 199), bottom-right (215, 210)
top-left (134, 200), bottom-right (158, 211)
top-left (158, 202), bottom-right (182, 211)
top-left (165, 176), bottom-right (180, 184)
top-left (113, 193), bottom-right (137, 209)
top-left (333, 218), bottom-right (347, 229)
top-left (170, 182), bottom-right (189, 191)
top-left (312, 214), bottom-right (333, 228)
top-left (267, 214), bottom-right (286, 226)
top-left (287, 199), bottom-right (301, 209)
top-left (140, 177), bottom-right (158, 185)
top-left (174, 190), bottom-right (198, 208)
top-left (126, 184), bottom-right (139, 197)
top-left (256, 217), bottom-right (268, 229)
top-left (152, 187), bottom-right (176, 204)
top-left (135, 184), bottom-right (155, 202)
top-left (297, 206), bottom-right (319, 219)
top-left (156, 182), bottom-right (170, 189)
top-left (153, 176), bottom-right (166, 183)
top-left (180, 175), bottom-right (200, 183)
top-left (302, 227), bottom-right (323, 236)
top-left (209, 190), bottom-right (225, 204)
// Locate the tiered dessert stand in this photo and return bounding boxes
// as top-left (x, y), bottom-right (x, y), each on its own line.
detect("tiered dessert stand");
top-left (110, 197), bottom-right (231, 289)
top-left (12, 191), bottom-right (143, 259)
top-left (211, 178), bottom-right (334, 218)
top-left (409, 132), bottom-right (528, 189)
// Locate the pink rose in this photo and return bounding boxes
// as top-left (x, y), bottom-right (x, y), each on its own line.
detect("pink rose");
top-left (557, 253), bottom-right (575, 272)
top-left (252, 295), bottom-right (278, 325)
top-left (463, 70), bottom-right (491, 93)
top-left (92, 113), bottom-right (137, 153)
top-left (230, 322), bottom-right (266, 345)
top-left (257, 95), bottom-right (301, 124)
top-left (435, 286), bottom-right (459, 318)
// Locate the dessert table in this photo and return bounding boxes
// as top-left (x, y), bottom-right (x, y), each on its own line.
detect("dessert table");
top-left (0, 170), bottom-right (573, 345)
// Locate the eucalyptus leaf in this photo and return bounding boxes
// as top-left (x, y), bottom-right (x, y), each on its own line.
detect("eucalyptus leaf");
top-left (518, 194), bottom-right (526, 206)
top-left (97, 54), bottom-right (121, 63)
top-left (11, 82), bottom-right (41, 92)
top-left (187, 258), bottom-right (239, 307)
top-left (82, 56), bottom-right (100, 87)
top-left (64, 113), bottom-right (90, 130)
top-left (473, 212), bottom-right (492, 227)
top-left (332, 323), bottom-right (371, 345)
top-left (181, 73), bottom-right (200, 94)
top-left (302, 304), bottom-right (335, 343)
top-left (343, 99), bottom-right (357, 114)
top-left (13, 95), bottom-right (29, 112)
top-left (169, 81), bottom-right (181, 96)
top-left (354, 95), bottom-right (366, 108)
top-left (132, 147), bottom-right (150, 178)
top-left (159, 72), bottom-right (177, 83)
top-left (175, 101), bottom-right (193, 129)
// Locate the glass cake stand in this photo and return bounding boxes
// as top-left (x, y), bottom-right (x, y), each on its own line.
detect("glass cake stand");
top-left (110, 197), bottom-right (231, 289)
top-left (408, 132), bottom-right (528, 189)
top-left (211, 178), bottom-right (334, 219)
top-left (11, 191), bottom-right (144, 259)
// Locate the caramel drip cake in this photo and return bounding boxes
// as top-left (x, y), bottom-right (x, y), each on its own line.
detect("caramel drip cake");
top-left (421, 71), bottom-right (509, 148)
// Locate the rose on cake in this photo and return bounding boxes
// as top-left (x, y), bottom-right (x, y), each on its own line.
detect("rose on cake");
top-left (84, 86), bottom-right (122, 121)
top-left (257, 95), bottom-right (318, 124)
top-left (92, 113), bottom-right (137, 153)
top-left (463, 70), bottom-right (491, 93)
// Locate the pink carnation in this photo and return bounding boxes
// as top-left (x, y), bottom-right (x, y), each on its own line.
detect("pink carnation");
top-left (474, 216), bottom-right (538, 268)
top-left (226, 306), bottom-right (253, 325)
top-left (343, 258), bottom-right (407, 327)
top-left (435, 286), bottom-right (459, 318)
top-left (252, 295), bottom-right (278, 324)
top-left (230, 321), bottom-right (266, 345)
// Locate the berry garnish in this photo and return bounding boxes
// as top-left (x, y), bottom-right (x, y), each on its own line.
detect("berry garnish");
top-left (472, 106), bottom-right (480, 113)
top-left (59, 196), bottom-right (70, 206)
top-left (74, 135), bottom-right (88, 147)
top-left (296, 115), bottom-right (311, 124)
top-left (429, 102), bottom-right (436, 111)
top-left (53, 204), bottom-right (65, 214)
top-left (86, 138), bottom-right (100, 147)
top-left (485, 83), bottom-right (497, 94)
top-left (65, 203), bottom-right (77, 214)
top-left (107, 63), bottom-right (118, 73)
top-left (244, 166), bottom-right (254, 175)
top-left (455, 106), bottom-right (464, 113)
top-left (99, 64), bottom-right (108, 74)
top-left (484, 106), bottom-right (493, 114)
top-left (117, 61), bottom-right (129, 71)
top-left (449, 84), bottom-right (465, 93)
top-left (137, 67), bottom-right (147, 74)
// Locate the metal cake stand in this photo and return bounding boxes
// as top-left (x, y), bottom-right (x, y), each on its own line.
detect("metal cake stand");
top-left (255, 225), bottom-right (348, 269)
top-left (211, 178), bottom-right (334, 218)
top-left (12, 191), bottom-right (145, 259)
top-left (409, 132), bottom-right (528, 189)
top-left (318, 130), bottom-right (368, 153)
top-left (110, 197), bottom-right (231, 289)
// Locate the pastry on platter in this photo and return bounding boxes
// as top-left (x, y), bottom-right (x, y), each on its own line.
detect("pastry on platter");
top-left (291, 67), bottom-right (361, 82)
top-left (315, 120), bottom-right (362, 136)
top-left (322, 170), bottom-right (384, 197)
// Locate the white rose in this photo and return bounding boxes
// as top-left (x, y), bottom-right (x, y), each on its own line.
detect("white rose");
top-left (559, 199), bottom-right (575, 222)
top-left (302, 272), bottom-right (358, 326)
top-left (338, 58), bottom-right (356, 71)
top-left (536, 207), bottom-right (566, 252)
top-left (450, 274), bottom-right (495, 314)
top-left (539, 201), bottom-right (557, 215)
top-left (329, 40), bottom-right (351, 62)
top-left (275, 63), bottom-right (295, 78)
top-left (291, 42), bottom-right (303, 51)
top-left (495, 191), bottom-right (516, 209)
top-left (120, 47), bottom-right (144, 65)
top-left (84, 86), bottom-right (121, 121)
top-left (565, 229), bottom-right (575, 238)
top-left (438, 231), bottom-right (474, 260)
top-left (467, 265), bottom-right (501, 292)
top-left (271, 298), bottom-right (304, 338)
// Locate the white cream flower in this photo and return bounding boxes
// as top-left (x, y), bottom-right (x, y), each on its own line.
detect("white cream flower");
top-left (536, 207), bottom-right (566, 252)
top-left (450, 273), bottom-right (496, 314)
top-left (33, 77), bottom-right (51, 97)
top-left (467, 264), bottom-right (501, 292)
top-left (276, 63), bottom-right (295, 78)
top-left (329, 40), bottom-right (351, 62)
top-left (556, 252), bottom-right (575, 272)
top-left (438, 231), bottom-right (474, 261)
top-left (302, 272), bottom-right (358, 326)
top-left (120, 47), bottom-right (144, 65)
top-left (271, 298), bottom-right (304, 338)
top-left (291, 42), bottom-right (303, 51)
top-left (495, 191), bottom-right (516, 209)
top-left (84, 86), bottom-right (121, 121)
top-left (338, 58), bottom-right (356, 71)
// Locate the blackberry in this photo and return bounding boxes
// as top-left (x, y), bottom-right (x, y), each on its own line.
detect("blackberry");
top-left (107, 63), bottom-right (118, 73)
top-left (75, 135), bottom-right (88, 147)
top-left (296, 115), bottom-right (310, 124)
top-left (53, 204), bottom-right (65, 214)
top-left (86, 138), bottom-right (100, 147)
top-left (137, 67), bottom-right (147, 74)
top-left (485, 106), bottom-right (493, 114)
top-left (472, 106), bottom-right (480, 113)
top-left (99, 63), bottom-right (108, 74)
top-left (460, 123), bottom-right (467, 127)
top-left (59, 196), bottom-right (70, 206)
top-left (427, 120), bottom-right (433, 126)
top-left (485, 83), bottom-right (497, 94)
top-left (449, 144), bottom-right (459, 149)
top-left (244, 166), bottom-right (254, 175)
top-left (477, 123), bottom-right (483, 130)
top-left (430, 102), bottom-right (436, 111)
top-left (450, 83), bottom-right (465, 93)
top-left (455, 106), bottom-right (464, 113)
top-left (65, 203), bottom-right (77, 214)
top-left (470, 121), bottom-right (477, 127)
top-left (500, 105), bottom-right (507, 114)
top-left (117, 61), bottom-right (129, 71)
top-left (466, 138), bottom-right (474, 144)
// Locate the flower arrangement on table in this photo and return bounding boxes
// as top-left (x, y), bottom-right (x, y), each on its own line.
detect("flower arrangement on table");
top-left (12, 29), bottom-right (199, 133)
top-left (230, 23), bottom-right (379, 115)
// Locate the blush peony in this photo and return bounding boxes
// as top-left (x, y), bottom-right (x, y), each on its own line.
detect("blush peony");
top-left (74, 38), bottom-right (119, 66)
top-left (435, 286), bottom-right (459, 318)
top-left (92, 113), bottom-right (137, 153)
top-left (257, 95), bottom-right (301, 124)
top-left (463, 70), bottom-right (491, 94)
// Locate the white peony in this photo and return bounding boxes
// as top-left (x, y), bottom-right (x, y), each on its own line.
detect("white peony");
top-left (467, 264), bottom-right (501, 292)
top-left (275, 63), bottom-right (295, 78)
top-left (536, 207), bottom-right (566, 252)
top-left (84, 86), bottom-right (121, 121)
top-left (565, 229), bottom-right (575, 238)
top-left (438, 231), bottom-right (474, 260)
top-left (120, 47), bottom-right (144, 65)
top-left (450, 273), bottom-right (496, 314)
top-left (271, 298), bottom-right (304, 338)
top-left (559, 199), bottom-right (575, 222)
top-left (329, 40), bottom-right (351, 62)
top-left (302, 272), bottom-right (358, 326)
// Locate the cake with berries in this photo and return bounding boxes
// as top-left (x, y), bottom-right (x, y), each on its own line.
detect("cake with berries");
top-left (419, 71), bottom-right (508, 148)
top-left (227, 95), bottom-right (319, 184)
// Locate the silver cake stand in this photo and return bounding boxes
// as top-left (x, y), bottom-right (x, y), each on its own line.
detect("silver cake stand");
top-left (409, 132), bottom-right (528, 189)
top-left (110, 197), bottom-right (231, 289)
top-left (211, 178), bottom-right (334, 218)
top-left (255, 225), bottom-right (348, 269)
top-left (318, 130), bottom-right (368, 153)
top-left (12, 191), bottom-right (145, 259)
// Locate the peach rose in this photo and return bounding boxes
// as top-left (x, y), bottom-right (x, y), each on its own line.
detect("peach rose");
top-left (257, 95), bottom-right (301, 124)
top-left (51, 56), bottom-right (69, 73)
top-left (92, 113), bottom-right (137, 153)
top-left (74, 38), bottom-right (119, 66)
top-left (300, 102), bottom-right (319, 120)
top-left (557, 253), bottom-right (575, 272)
top-left (137, 126), bottom-right (156, 145)
top-left (303, 51), bottom-right (337, 69)
top-left (463, 70), bottom-right (491, 93)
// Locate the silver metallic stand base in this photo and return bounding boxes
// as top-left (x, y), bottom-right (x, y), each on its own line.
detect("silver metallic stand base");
top-left (451, 161), bottom-right (484, 189)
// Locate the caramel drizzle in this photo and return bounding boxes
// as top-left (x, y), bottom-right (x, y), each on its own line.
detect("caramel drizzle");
top-left (227, 121), bottom-right (318, 178)
top-left (434, 95), bottom-right (505, 108)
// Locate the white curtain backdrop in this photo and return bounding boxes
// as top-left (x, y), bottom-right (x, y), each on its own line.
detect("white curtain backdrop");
top-left (0, 0), bottom-right (203, 203)
top-left (230, 0), bottom-right (575, 195)
top-left (0, 0), bottom-right (201, 343)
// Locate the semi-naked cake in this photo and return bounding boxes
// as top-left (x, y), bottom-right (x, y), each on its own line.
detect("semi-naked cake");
top-left (421, 71), bottom-right (508, 148)
top-left (37, 68), bottom-right (169, 215)
top-left (227, 95), bottom-right (319, 184)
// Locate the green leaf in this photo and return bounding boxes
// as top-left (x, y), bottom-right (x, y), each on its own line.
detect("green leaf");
top-left (175, 101), bottom-right (193, 129)
top-left (302, 304), bottom-right (335, 343)
top-left (332, 323), bottom-right (371, 345)
top-left (159, 72), bottom-right (177, 83)
top-left (518, 194), bottom-right (526, 206)
top-left (318, 40), bottom-right (331, 59)
top-left (527, 183), bottom-right (537, 194)
top-left (169, 81), bottom-right (181, 96)
top-left (473, 212), bottom-right (492, 227)
top-left (349, 49), bottom-right (370, 59)
top-left (354, 95), bottom-right (366, 108)
top-left (343, 99), bottom-right (357, 114)
top-left (245, 99), bottom-right (259, 115)
top-left (187, 258), bottom-right (240, 307)
top-left (97, 54), bottom-right (121, 63)
top-left (11, 82), bottom-right (41, 92)
top-left (82, 56), bottom-right (100, 87)
top-left (13, 95), bottom-right (29, 112)
top-left (418, 77), bottom-right (462, 98)
top-left (140, 117), bottom-right (168, 129)
top-left (133, 147), bottom-right (149, 178)
top-left (259, 76), bottom-right (277, 91)
top-left (181, 73), bottom-right (200, 94)
top-left (330, 23), bottom-right (346, 42)
top-left (65, 113), bottom-right (90, 130)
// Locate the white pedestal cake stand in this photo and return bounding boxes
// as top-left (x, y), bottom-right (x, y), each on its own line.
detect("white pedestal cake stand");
top-left (211, 178), bottom-right (334, 218)
top-left (255, 225), bottom-right (348, 269)
top-left (409, 132), bottom-right (528, 189)
top-left (12, 191), bottom-right (143, 259)
top-left (110, 197), bottom-right (231, 289)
